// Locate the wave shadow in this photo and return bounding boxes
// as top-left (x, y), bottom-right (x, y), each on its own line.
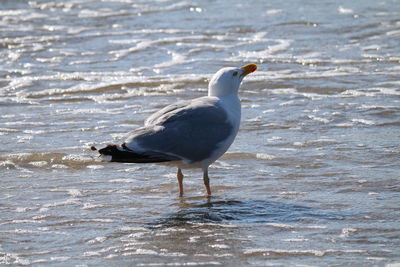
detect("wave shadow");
top-left (146, 198), bottom-right (345, 229)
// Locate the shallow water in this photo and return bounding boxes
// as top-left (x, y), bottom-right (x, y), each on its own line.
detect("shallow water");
top-left (1, 0), bottom-right (400, 265)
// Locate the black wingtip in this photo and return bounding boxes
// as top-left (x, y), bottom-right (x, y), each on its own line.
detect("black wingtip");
top-left (95, 144), bottom-right (175, 163)
top-left (98, 144), bottom-right (118, 155)
top-left (90, 146), bottom-right (97, 151)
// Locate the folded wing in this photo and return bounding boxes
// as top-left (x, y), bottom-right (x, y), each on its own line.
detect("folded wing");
top-left (124, 97), bottom-right (233, 163)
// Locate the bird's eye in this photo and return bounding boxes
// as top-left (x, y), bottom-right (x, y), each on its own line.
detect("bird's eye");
top-left (232, 71), bottom-right (238, 77)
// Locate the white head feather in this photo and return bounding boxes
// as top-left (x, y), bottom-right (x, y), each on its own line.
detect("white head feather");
top-left (208, 64), bottom-right (257, 97)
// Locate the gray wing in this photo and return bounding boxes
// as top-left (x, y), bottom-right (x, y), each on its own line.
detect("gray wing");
top-left (125, 97), bottom-right (233, 163)
top-left (144, 100), bottom-right (190, 126)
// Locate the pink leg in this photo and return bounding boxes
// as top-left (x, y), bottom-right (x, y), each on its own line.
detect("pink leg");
top-left (177, 168), bottom-right (184, 197)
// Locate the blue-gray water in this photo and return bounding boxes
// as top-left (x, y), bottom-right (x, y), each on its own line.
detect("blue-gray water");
top-left (1, 0), bottom-right (400, 266)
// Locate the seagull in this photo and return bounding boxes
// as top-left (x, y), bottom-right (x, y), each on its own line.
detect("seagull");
top-left (92, 64), bottom-right (257, 197)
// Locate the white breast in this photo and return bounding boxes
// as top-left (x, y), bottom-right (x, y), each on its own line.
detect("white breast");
top-left (202, 94), bottom-right (241, 166)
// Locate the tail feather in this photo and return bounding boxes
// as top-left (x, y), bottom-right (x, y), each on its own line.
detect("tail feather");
top-left (95, 144), bottom-right (175, 163)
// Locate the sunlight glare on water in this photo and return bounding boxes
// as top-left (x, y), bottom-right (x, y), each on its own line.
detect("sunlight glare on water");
top-left (1, 0), bottom-right (400, 265)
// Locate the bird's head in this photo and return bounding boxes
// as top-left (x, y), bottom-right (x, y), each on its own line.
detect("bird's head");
top-left (208, 64), bottom-right (257, 97)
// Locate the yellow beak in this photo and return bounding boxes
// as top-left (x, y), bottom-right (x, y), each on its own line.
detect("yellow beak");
top-left (241, 64), bottom-right (258, 77)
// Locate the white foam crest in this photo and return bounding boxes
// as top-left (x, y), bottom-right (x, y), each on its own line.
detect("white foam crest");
top-left (340, 89), bottom-right (389, 98)
top-left (82, 203), bottom-right (104, 210)
top-left (119, 226), bottom-right (148, 232)
top-left (307, 115), bottom-right (330, 124)
top-left (340, 227), bottom-right (357, 238)
top-left (28, 161), bottom-right (48, 167)
top-left (0, 9), bottom-right (47, 21)
top-left (0, 128), bottom-right (19, 136)
top-left (283, 238), bottom-right (309, 242)
top-left (265, 223), bottom-right (295, 229)
top-left (266, 9), bottom-right (283, 15)
top-left (0, 9), bottom-right (27, 16)
top-left (266, 223), bottom-right (327, 230)
top-left (386, 263), bottom-right (400, 267)
top-left (239, 39), bottom-right (292, 59)
top-left (252, 31), bottom-right (268, 41)
top-left (109, 178), bottom-right (135, 183)
top-left (108, 39), bottom-right (141, 45)
top-left (132, 1), bottom-right (192, 15)
top-left (295, 52), bottom-right (325, 65)
top-left (62, 154), bottom-right (93, 162)
top-left (279, 191), bottom-right (307, 195)
top-left (335, 123), bottom-right (353, 128)
top-left (122, 249), bottom-right (158, 256)
top-left (267, 136), bottom-right (282, 142)
top-left (211, 160), bottom-right (241, 170)
top-left (7, 78), bottom-right (34, 91)
top-left (28, 1), bottom-right (75, 11)
top-left (67, 189), bottom-right (84, 197)
top-left (87, 236), bottom-right (107, 244)
top-left (118, 167), bottom-right (142, 172)
top-left (359, 104), bottom-right (399, 110)
top-left (51, 164), bottom-right (69, 169)
top-left (42, 198), bottom-right (80, 208)
top-left (15, 72), bottom-right (209, 102)
top-left (78, 9), bottom-right (128, 18)
top-left (351, 118), bottom-right (376, 125)
top-left (362, 45), bottom-right (381, 51)
top-left (20, 83), bottom-right (114, 99)
top-left (387, 29), bottom-right (400, 37)
top-left (256, 153), bottom-right (277, 160)
top-left (6, 69), bottom-right (203, 100)
top-left (87, 165), bottom-right (104, 170)
top-left (128, 28), bottom-right (195, 35)
top-left (243, 248), bottom-right (364, 257)
top-left (269, 88), bottom-right (298, 95)
top-left (338, 6), bottom-right (354, 14)
top-left (110, 35), bottom-right (205, 59)
top-left (153, 51), bottom-right (188, 70)
top-left (375, 87), bottom-right (400, 96)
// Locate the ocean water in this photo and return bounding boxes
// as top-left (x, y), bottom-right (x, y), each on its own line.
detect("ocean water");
top-left (1, 0), bottom-right (400, 265)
